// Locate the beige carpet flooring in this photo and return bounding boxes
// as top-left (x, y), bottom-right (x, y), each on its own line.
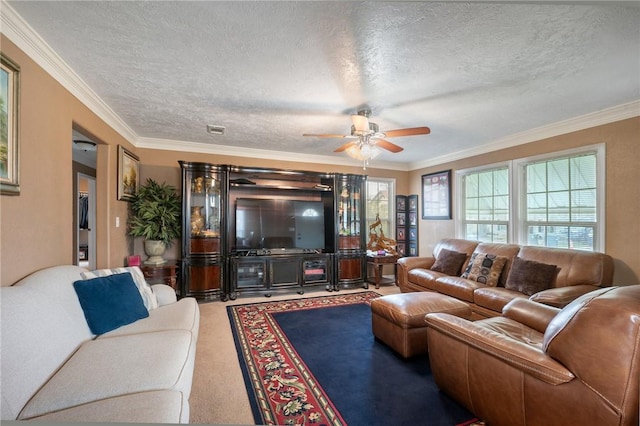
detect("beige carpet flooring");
top-left (188, 283), bottom-right (401, 425)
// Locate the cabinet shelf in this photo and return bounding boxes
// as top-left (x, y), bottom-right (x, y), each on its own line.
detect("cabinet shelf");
top-left (230, 183), bottom-right (332, 192)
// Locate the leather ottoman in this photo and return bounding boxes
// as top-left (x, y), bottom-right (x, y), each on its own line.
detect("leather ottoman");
top-left (371, 292), bottom-right (472, 358)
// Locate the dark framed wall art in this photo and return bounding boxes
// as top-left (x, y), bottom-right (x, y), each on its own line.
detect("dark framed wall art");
top-left (422, 170), bottom-right (452, 220)
top-left (407, 194), bottom-right (418, 256)
top-left (1, 52), bottom-right (20, 195)
top-left (395, 195), bottom-right (407, 257)
top-left (117, 145), bottom-right (140, 201)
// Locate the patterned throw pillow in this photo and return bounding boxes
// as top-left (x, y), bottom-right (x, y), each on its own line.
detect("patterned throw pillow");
top-left (505, 257), bottom-right (558, 296)
top-left (461, 253), bottom-right (508, 287)
top-left (80, 266), bottom-right (158, 310)
top-left (431, 248), bottom-right (469, 276)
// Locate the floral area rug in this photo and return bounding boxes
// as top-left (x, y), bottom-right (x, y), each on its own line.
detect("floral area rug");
top-left (227, 291), bottom-right (476, 426)
top-left (227, 292), bottom-right (381, 425)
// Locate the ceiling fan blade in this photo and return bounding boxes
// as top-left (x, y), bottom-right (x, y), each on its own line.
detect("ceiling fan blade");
top-left (334, 141), bottom-right (358, 153)
top-left (351, 115), bottom-right (370, 132)
top-left (375, 139), bottom-right (404, 153)
top-left (303, 133), bottom-right (349, 138)
top-left (384, 127), bottom-right (431, 137)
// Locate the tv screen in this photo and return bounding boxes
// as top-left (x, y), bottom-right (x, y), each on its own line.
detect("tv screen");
top-left (235, 198), bottom-right (325, 251)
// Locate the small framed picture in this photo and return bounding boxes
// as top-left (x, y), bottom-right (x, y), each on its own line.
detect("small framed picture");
top-left (397, 242), bottom-right (406, 257)
top-left (396, 228), bottom-right (406, 241)
top-left (396, 212), bottom-right (406, 226)
top-left (1, 53), bottom-right (20, 195)
top-left (117, 145), bottom-right (140, 201)
top-left (422, 170), bottom-right (452, 220)
top-left (396, 195), bottom-right (406, 212)
top-left (409, 212), bottom-right (417, 226)
top-left (408, 194), bottom-right (418, 212)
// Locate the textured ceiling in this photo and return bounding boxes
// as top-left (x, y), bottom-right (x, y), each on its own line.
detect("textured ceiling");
top-left (5, 1), bottom-right (640, 170)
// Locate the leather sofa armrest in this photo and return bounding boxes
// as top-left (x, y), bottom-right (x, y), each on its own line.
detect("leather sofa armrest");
top-left (396, 256), bottom-right (436, 288)
top-left (425, 313), bottom-right (574, 385)
top-left (502, 298), bottom-right (560, 333)
top-left (530, 285), bottom-right (600, 308)
top-left (151, 284), bottom-right (178, 306)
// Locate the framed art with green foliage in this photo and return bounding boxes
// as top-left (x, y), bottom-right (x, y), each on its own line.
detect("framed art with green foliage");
top-left (117, 145), bottom-right (140, 201)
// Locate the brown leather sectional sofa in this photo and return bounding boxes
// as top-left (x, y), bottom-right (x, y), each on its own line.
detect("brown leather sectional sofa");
top-left (397, 238), bottom-right (614, 319)
top-left (425, 285), bottom-right (640, 426)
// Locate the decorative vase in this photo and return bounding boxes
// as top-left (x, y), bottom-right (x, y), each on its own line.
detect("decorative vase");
top-left (144, 240), bottom-right (167, 265)
top-left (190, 206), bottom-right (205, 235)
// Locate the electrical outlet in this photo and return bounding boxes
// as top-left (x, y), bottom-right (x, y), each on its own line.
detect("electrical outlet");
top-left (115, 217), bottom-right (120, 227)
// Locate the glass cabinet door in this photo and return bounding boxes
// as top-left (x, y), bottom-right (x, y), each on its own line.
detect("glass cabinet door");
top-left (337, 174), bottom-right (364, 251)
top-left (187, 171), bottom-right (222, 254)
top-left (179, 161), bottom-right (227, 300)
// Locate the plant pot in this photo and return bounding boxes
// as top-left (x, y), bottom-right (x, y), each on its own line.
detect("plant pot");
top-left (144, 240), bottom-right (167, 265)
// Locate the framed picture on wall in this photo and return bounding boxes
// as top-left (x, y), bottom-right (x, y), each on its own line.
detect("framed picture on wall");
top-left (408, 195), bottom-right (417, 212)
top-left (422, 170), bottom-right (452, 219)
top-left (117, 145), bottom-right (140, 201)
top-left (1, 53), bottom-right (20, 195)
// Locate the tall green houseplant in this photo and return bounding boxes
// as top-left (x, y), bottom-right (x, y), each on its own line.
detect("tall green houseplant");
top-left (128, 178), bottom-right (181, 264)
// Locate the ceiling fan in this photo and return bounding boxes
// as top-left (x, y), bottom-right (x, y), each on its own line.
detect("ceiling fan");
top-left (303, 109), bottom-right (430, 167)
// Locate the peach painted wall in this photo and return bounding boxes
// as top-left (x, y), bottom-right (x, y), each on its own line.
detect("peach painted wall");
top-left (408, 117), bottom-right (640, 285)
top-left (1, 33), bottom-right (637, 288)
top-left (0, 36), bottom-right (137, 285)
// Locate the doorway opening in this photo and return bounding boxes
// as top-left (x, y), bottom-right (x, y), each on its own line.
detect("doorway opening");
top-left (72, 129), bottom-right (97, 269)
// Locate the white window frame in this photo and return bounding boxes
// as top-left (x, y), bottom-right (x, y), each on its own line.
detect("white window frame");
top-left (513, 143), bottom-right (605, 252)
top-left (455, 161), bottom-right (512, 242)
top-left (365, 177), bottom-right (396, 236)
top-left (456, 143), bottom-right (605, 252)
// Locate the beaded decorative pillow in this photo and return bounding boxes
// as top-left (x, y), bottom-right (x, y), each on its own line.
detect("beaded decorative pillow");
top-left (461, 253), bottom-right (508, 287)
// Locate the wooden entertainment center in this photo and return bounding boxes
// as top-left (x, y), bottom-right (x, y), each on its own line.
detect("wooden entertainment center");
top-left (178, 162), bottom-right (367, 300)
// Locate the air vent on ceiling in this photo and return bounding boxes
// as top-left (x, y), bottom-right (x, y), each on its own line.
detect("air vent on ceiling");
top-left (206, 124), bottom-right (225, 135)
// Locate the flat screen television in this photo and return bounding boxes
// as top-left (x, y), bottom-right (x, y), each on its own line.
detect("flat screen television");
top-left (235, 198), bottom-right (326, 251)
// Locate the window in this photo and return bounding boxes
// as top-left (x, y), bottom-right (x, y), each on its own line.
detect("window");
top-left (461, 166), bottom-right (509, 243)
top-left (365, 178), bottom-right (395, 239)
top-left (517, 150), bottom-right (600, 251)
top-left (457, 144), bottom-right (604, 251)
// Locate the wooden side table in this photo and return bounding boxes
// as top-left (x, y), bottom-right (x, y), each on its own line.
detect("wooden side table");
top-left (140, 260), bottom-right (179, 291)
top-left (366, 255), bottom-right (399, 289)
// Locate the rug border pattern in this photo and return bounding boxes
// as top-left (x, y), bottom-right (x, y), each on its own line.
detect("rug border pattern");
top-left (227, 291), bottom-right (382, 426)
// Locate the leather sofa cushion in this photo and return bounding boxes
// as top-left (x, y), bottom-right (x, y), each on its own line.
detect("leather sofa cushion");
top-left (518, 245), bottom-right (614, 288)
top-left (474, 287), bottom-right (527, 313)
top-left (434, 276), bottom-right (484, 302)
top-left (407, 268), bottom-right (443, 291)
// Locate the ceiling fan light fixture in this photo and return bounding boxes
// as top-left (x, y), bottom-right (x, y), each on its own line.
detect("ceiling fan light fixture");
top-left (351, 114), bottom-right (370, 133)
top-left (73, 140), bottom-right (97, 152)
top-left (345, 142), bottom-right (381, 161)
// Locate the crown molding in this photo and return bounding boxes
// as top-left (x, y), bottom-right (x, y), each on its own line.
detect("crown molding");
top-left (3, 1), bottom-right (636, 173)
top-left (408, 99), bottom-right (640, 171)
top-left (0, 1), bottom-right (139, 143)
top-left (136, 137), bottom-right (410, 171)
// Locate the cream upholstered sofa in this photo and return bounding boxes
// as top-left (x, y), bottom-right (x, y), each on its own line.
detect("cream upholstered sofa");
top-left (1, 265), bottom-right (200, 423)
top-left (397, 238), bottom-right (614, 319)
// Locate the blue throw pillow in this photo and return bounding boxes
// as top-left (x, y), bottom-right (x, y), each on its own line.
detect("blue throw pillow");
top-left (73, 272), bottom-right (149, 335)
